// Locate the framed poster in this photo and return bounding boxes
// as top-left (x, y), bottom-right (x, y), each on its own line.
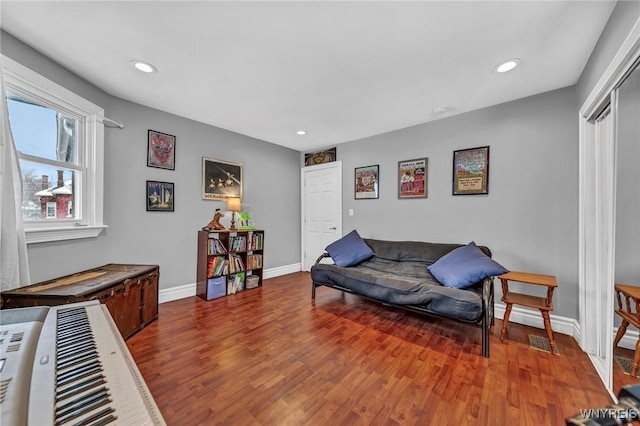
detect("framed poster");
top-left (398, 158), bottom-right (428, 199)
top-left (452, 146), bottom-right (490, 195)
top-left (355, 165), bottom-right (379, 199)
top-left (304, 147), bottom-right (336, 166)
top-left (202, 157), bottom-right (242, 200)
top-left (147, 130), bottom-right (176, 170)
top-left (146, 181), bottom-right (174, 212)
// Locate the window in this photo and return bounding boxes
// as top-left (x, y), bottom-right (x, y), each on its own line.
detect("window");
top-left (3, 55), bottom-right (106, 243)
top-left (46, 202), bottom-right (57, 219)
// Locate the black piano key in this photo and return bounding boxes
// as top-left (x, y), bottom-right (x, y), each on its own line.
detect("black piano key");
top-left (57, 337), bottom-right (94, 352)
top-left (57, 313), bottom-right (85, 323)
top-left (58, 307), bottom-right (86, 317)
top-left (57, 322), bottom-right (91, 332)
top-left (57, 352), bottom-right (99, 371)
top-left (57, 319), bottom-right (87, 328)
top-left (58, 313), bottom-right (87, 321)
top-left (56, 321), bottom-right (90, 332)
top-left (57, 354), bottom-right (100, 375)
top-left (55, 396), bottom-right (112, 426)
top-left (57, 326), bottom-right (91, 335)
top-left (57, 318), bottom-right (88, 327)
top-left (58, 342), bottom-right (97, 359)
top-left (56, 375), bottom-right (106, 403)
top-left (57, 331), bottom-right (93, 344)
top-left (57, 363), bottom-right (103, 387)
top-left (56, 387), bottom-right (108, 416)
top-left (71, 408), bottom-right (116, 426)
top-left (57, 328), bottom-right (92, 342)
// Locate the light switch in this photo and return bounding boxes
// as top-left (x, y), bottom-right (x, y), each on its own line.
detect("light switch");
top-left (349, 209), bottom-right (354, 216)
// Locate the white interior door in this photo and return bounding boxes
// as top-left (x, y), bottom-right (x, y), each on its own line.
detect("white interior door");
top-left (301, 161), bottom-right (342, 271)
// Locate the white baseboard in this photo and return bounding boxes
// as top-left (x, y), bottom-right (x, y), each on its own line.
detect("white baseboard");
top-left (263, 263), bottom-right (301, 279)
top-left (158, 282), bottom-right (196, 304)
top-left (494, 302), bottom-right (580, 339)
top-left (158, 263), bottom-right (302, 304)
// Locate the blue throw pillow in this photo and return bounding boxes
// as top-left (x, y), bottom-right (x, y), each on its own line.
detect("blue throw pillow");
top-left (427, 242), bottom-right (508, 289)
top-left (325, 230), bottom-right (375, 267)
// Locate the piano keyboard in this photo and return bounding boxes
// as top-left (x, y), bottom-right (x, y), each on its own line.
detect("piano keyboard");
top-left (54, 306), bottom-right (115, 426)
top-left (1, 301), bottom-right (165, 426)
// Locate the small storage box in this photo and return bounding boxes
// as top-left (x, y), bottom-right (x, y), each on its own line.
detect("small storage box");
top-left (207, 277), bottom-right (227, 300)
top-left (246, 275), bottom-right (260, 289)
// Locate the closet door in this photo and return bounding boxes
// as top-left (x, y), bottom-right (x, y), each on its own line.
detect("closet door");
top-left (612, 63), bottom-right (640, 394)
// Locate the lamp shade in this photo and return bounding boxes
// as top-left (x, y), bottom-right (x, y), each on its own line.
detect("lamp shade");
top-left (227, 198), bottom-right (242, 211)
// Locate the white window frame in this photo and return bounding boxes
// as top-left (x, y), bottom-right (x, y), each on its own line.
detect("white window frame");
top-left (46, 202), bottom-right (57, 219)
top-left (3, 55), bottom-right (107, 243)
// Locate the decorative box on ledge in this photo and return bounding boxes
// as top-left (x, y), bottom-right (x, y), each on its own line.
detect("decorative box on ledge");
top-left (0, 263), bottom-right (159, 340)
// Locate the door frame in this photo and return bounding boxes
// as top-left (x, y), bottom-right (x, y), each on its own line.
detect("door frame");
top-left (300, 161), bottom-right (343, 271)
top-left (579, 17), bottom-right (640, 395)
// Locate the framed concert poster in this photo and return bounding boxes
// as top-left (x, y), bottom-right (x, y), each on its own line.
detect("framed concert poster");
top-left (355, 165), bottom-right (379, 199)
top-left (452, 146), bottom-right (490, 195)
top-left (398, 158), bottom-right (428, 199)
top-left (202, 157), bottom-right (243, 200)
top-left (147, 130), bottom-right (176, 170)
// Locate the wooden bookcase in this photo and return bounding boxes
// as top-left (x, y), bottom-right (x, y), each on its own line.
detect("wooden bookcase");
top-left (196, 229), bottom-right (264, 301)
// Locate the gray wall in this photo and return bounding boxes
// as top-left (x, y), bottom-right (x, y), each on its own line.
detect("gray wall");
top-left (2, 31), bottom-right (301, 289)
top-left (4, 0), bottom-right (639, 318)
top-left (335, 87), bottom-right (579, 318)
top-left (577, 0), bottom-right (640, 107)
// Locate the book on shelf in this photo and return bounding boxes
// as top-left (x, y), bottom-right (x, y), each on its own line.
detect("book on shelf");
top-left (228, 254), bottom-right (245, 273)
top-left (248, 232), bottom-right (264, 250)
top-left (208, 256), bottom-right (228, 277)
top-left (246, 254), bottom-right (263, 269)
top-left (207, 256), bottom-right (215, 278)
top-left (227, 272), bottom-right (245, 294)
top-left (229, 235), bottom-right (247, 251)
top-left (208, 238), bottom-right (227, 254)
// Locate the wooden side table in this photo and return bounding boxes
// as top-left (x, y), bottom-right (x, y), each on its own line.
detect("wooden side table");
top-left (613, 283), bottom-right (640, 376)
top-left (499, 270), bottom-right (558, 355)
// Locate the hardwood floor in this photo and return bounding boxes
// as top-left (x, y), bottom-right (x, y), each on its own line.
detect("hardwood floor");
top-left (127, 272), bottom-right (612, 425)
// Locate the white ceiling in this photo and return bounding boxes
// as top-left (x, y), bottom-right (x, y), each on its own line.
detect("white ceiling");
top-left (1, 1), bottom-right (616, 152)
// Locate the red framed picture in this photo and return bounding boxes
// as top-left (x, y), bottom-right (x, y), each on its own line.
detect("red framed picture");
top-left (398, 158), bottom-right (427, 199)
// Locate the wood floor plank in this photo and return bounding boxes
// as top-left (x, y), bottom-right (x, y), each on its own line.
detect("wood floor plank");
top-left (127, 272), bottom-right (613, 425)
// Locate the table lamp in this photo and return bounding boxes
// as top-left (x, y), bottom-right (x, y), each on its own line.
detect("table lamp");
top-left (227, 197), bottom-right (242, 230)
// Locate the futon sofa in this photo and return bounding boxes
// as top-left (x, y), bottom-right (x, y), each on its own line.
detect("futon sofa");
top-left (310, 233), bottom-right (507, 357)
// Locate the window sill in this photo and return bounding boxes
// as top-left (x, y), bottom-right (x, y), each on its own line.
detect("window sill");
top-left (25, 225), bottom-right (108, 244)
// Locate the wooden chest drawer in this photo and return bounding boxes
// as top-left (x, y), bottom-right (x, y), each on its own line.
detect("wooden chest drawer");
top-left (0, 264), bottom-right (159, 340)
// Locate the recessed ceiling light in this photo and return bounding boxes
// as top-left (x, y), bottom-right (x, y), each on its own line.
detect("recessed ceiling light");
top-left (297, 130), bottom-right (307, 135)
top-left (494, 59), bottom-right (521, 73)
top-left (131, 60), bottom-right (157, 73)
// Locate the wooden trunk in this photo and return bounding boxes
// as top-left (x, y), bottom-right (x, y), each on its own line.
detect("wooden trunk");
top-left (0, 264), bottom-right (159, 340)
